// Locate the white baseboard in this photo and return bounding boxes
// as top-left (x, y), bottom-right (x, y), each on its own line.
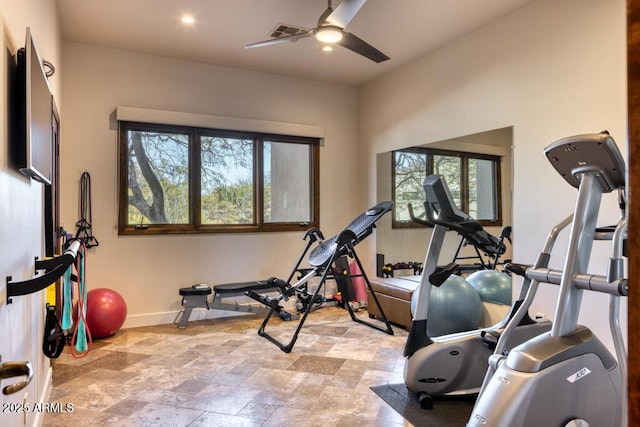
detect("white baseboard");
top-left (122, 308), bottom-right (253, 329)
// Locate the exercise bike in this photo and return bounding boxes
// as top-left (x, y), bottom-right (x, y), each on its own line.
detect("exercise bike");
top-left (467, 131), bottom-right (628, 427)
top-left (403, 174), bottom-right (552, 409)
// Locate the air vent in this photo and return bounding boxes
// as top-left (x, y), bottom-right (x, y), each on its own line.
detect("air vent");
top-left (269, 24), bottom-right (309, 39)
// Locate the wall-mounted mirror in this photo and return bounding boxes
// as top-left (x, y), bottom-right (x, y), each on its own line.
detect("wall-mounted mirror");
top-left (376, 127), bottom-right (513, 275)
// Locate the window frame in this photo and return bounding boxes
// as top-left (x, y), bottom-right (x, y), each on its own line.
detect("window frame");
top-left (391, 147), bottom-right (502, 229)
top-left (118, 121), bottom-right (320, 235)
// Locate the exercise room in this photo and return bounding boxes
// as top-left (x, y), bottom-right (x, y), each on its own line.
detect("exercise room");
top-left (0, 0), bottom-right (636, 426)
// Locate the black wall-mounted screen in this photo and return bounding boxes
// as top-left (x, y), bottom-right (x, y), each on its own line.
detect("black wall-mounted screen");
top-left (15, 27), bottom-right (52, 185)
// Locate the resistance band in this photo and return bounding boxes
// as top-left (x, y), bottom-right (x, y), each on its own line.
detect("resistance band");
top-left (61, 266), bottom-right (73, 330)
top-left (55, 242), bottom-right (93, 358)
top-left (75, 172), bottom-right (98, 248)
top-left (71, 244), bottom-right (92, 358)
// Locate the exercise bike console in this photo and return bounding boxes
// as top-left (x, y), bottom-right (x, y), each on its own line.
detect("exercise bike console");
top-left (424, 174), bottom-right (470, 224)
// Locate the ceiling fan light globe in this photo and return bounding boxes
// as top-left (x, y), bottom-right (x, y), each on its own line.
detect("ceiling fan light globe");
top-left (315, 26), bottom-right (343, 43)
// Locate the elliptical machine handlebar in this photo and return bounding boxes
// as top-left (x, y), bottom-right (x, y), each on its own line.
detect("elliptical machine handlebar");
top-left (504, 263), bottom-right (529, 278)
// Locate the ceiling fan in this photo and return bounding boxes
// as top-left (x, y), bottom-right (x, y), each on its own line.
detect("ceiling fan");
top-left (245, 0), bottom-right (390, 63)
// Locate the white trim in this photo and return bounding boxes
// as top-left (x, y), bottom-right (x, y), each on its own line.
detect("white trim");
top-left (122, 309), bottom-right (253, 329)
top-left (115, 106), bottom-right (325, 139)
top-left (33, 365), bottom-right (53, 427)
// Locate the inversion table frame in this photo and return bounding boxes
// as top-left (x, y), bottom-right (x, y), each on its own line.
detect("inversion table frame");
top-left (247, 201), bottom-right (396, 353)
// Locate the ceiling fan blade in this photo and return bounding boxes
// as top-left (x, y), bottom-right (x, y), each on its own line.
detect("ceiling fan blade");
top-left (325, 0), bottom-right (367, 28)
top-left (245, 31), bottom-right (313, 49)
top-left (338, 32), bottom-right (389, 63)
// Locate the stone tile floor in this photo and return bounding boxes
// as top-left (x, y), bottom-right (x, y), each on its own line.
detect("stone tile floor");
top-left (43, 306), bottom-right (411, 426)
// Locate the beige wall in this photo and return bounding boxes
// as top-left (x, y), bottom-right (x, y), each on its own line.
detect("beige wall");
top-left (0, 0), bottom-right (62, 425)
top-left (360, 0), bottom-right (627, 350)
top-left (60, 44), bottom-right (362, 326)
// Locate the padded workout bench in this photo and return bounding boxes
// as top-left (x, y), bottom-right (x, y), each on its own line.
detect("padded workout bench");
top-left (367, 276), bottom-right (420, 330)
top-left (175, 281), bottom-right (293, 329)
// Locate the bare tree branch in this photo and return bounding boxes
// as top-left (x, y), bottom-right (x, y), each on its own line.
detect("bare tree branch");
top-left (128, 154), bottom-right (152, 218)
top-left (128, 131), bottom-right (168, 223)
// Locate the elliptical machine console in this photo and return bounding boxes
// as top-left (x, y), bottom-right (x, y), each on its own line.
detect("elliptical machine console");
top-left (544, 131), bottom-right (625, 192)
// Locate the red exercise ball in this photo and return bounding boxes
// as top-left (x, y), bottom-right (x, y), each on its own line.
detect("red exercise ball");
top-left (86, 288), bottom-right (127, 339)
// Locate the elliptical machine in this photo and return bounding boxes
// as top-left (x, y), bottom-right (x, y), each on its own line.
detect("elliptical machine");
top-left (403, 174), bottom-right (552, 409)
top-left (467, 131), bottom-right (628, 427)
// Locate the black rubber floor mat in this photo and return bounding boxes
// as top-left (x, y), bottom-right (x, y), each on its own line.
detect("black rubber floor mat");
top-left (370, 383), bottom-right (476, 427)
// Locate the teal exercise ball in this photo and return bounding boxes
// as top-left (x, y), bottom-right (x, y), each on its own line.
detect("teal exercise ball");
top-left (411, 274), bottom-right (483, 337)
top-left (466, 269), bottom-right (512, 306)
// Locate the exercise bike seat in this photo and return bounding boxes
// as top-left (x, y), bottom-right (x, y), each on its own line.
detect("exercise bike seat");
top-left (214, 280), bottom-right (280, 295)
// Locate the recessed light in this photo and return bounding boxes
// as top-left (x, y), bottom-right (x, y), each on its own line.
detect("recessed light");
top-left (322, 45), bottom-right (334, 52)
top-left (181, 15), bottom-right (195, 25)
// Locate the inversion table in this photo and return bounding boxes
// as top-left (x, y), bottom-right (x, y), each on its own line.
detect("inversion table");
top-left (247, 201), bottom-right (396, 352)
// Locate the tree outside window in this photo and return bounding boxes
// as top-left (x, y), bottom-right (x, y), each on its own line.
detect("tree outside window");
top-left (392, 148), bottom-right (501, 228)
top-left (119, 122), bottom-right (319, 234)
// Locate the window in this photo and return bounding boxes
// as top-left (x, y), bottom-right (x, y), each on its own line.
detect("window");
top-left (118, 122), bottom-right (319, 234)
top-left (392, 148), bottom-right (501, 227)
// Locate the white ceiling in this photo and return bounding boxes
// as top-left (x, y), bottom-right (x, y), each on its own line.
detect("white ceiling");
top-left (56, 0), bottom-right (537, 86)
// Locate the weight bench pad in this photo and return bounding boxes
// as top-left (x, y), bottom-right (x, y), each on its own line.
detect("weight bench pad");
top-left (213, 281), bottom-right (277, 295)
top-left (180, 287), bottom-right (212, 296)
